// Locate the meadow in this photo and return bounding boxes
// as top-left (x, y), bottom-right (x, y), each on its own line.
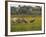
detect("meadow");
top-left (11, 16), bottom-right (42, 32)
top-left (10, 5), bottom-right (42, 32)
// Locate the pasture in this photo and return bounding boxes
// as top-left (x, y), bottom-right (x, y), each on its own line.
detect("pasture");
top-left (11, 16), bottom-right (42, 32)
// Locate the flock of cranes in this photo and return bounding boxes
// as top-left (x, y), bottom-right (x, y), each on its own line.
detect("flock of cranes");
top-left (11, 17), bottom-right (35, 24)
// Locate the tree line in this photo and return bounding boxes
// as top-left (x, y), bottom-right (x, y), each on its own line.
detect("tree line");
top-left (11, 5), bottom-right (42, 16)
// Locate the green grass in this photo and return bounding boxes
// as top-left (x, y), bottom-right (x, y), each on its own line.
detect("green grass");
top-left (11, 16), bottom-right (42, 32)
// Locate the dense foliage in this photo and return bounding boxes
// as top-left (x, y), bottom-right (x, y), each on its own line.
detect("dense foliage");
top-left (11, 5), bottom-right (42, 16)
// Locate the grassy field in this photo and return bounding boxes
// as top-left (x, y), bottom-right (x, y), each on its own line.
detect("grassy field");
top-left (11, 16), bottom-right (42, 32)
